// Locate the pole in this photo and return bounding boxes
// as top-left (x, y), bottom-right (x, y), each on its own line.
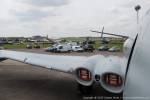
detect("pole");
top-left (137, 10), bottom-right (139, 24)
top-left (135, 5), bottom-right (141, 24)
top-left (135, 5), bottom-right (141, 33)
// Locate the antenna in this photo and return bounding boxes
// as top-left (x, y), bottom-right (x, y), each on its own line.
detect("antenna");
top-left (101, 26), bottom-right (104, 38)
top-left (135, 5), bottom-right (141, 24)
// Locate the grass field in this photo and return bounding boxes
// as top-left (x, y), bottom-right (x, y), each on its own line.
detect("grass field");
top-left (4, 43), bottom-right (27, 49)
top-left (3, 37), bottom-right (124, 51)
top-left (4, 43), bottom-right (52, 49)
top-left (94, 41), bottom-right (123, 49)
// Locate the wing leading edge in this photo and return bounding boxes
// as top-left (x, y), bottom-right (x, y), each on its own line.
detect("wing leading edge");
top-left (0, 50), bottom-right (86, 73)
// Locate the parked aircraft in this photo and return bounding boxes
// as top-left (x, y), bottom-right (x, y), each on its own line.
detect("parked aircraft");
top-left (90, 28), bottom-right (129, 39)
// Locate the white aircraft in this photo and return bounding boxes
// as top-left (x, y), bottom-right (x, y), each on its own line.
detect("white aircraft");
top-left (0, 37), bottom-right (132, 94)
top-left (123, 7), bottom-right (150, 100)
top-left (0, 5), bottom-right (149, 100)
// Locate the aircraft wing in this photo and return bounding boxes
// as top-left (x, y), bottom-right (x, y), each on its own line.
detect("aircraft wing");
top-left (90, 30), bottom-right (129, 39)
top-left (0, 50), bottom-right (127, 93)
top-left (0, 50), bottom-right (86, 73)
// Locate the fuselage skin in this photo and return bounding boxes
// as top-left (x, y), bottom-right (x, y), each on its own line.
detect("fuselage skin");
top-left (123, 9), bottom-right (150, 99)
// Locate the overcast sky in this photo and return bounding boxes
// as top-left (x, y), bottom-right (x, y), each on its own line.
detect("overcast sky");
top-left (0, 0), bottom-right (149, 38)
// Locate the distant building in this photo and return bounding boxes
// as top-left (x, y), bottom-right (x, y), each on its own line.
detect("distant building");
top-left (28, 35), bottom-right (54, 43)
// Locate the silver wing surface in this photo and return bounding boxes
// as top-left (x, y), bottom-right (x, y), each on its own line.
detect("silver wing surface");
top-left (0, 50), bottom-right (127, 93)
top-left (0, 50), bottom-right (86, 73)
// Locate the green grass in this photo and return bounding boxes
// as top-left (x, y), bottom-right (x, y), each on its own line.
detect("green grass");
top-left (93, 41), bottom-right (123, 51)
top-left (37, 43), bottom-right (52, 48)
top-left (61, 37), bottom-right (86, 42)
top-left (3, 38), bottom-right (124, 51)
top-left (4, 43), bottom-right (52, 49)
top-left (4, 43), bottom-right (27, 49)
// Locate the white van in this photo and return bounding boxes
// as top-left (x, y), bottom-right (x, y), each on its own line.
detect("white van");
top-left (72, 46), bottom-right (84, 52)
top-left (55, 44), bottom-right (72, 52)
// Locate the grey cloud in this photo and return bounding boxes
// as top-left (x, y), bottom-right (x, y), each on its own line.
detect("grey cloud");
top-left (11, 9), bottom-right (51, 21)
top-left (17, 0), bottom-right (69, 7)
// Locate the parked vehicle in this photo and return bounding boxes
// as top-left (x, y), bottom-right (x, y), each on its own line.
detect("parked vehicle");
top-left (72, 46), bottom-right (84, 52)
top-left (98, 45), bottom-right (109, 51)
top-left (108, 46), bottom-right (120, 52)
top-left (83, 44), bottom-right (94, 52)
top-left (26, 44), bottom-right (32, 49)
top-left (55, 44), bottom-right (72, 52)
top-left (0, 47), bottom-right (4, 50)
top-left (45, 44), bottom-right (72, 53)
top-left (45, 47), bottom-right (57, 52)
top-left (34, 44), bottom-right (40, 49)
